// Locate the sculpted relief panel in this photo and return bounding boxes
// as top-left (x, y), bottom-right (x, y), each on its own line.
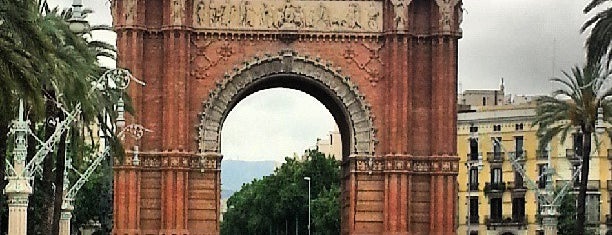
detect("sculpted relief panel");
top-left (193, 0), bottom-right (383, 32)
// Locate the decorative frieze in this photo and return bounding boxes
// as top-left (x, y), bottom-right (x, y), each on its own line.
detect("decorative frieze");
top-left (352, 154), bottom-right (459, 174)
top-left (115, 151), bottom-right (223, 170)
top-left (192, 0), bottom-right (383, 33)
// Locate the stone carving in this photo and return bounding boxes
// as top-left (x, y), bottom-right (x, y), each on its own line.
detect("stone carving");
top-left (390, 0), bottom-right (409, 30)
top-left (124, 0), bottom-right (136, 24)
top-left (343, 42), bottom-right (384, 86)
top-left (172, 0), bottom-right (184, 25)
top-left (198, 51), bottom-right (377, 155)
top-left (192, 0), bottom-right (383, 32)
top-left (190, 40), bottom-right (235, 80)
top-left (435, 0), bottom-right (458, 31)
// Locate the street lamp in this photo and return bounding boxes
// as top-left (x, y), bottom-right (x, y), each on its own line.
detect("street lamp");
top-left (466, 125), bottom-right (483, 235)
top-left (68, 0), bottom-right (90, 34)
top-left (304, 176), bottom-right (311, 235)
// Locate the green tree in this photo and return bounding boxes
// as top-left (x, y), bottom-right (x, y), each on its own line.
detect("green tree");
top-left (582, 0), bottom-right (612, 66)
top-left (221, 149), bottom-right (341, 235)
top-left (534, 63), bottom-right (612, 234)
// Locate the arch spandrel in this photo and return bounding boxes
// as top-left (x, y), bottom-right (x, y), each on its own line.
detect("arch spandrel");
top-left (198, 50), bottom-right (377, 156)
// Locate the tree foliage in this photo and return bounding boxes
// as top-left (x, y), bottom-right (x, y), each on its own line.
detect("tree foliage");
top-left (534, 63), bottom-right (612, 233)
top-left (582, 0), bottom-right (612, 66)
top-left (221, 149), bottom-right (341, 235)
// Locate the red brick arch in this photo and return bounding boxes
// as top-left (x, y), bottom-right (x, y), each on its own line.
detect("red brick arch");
top-left (112, 0), bottom-right (462, 234)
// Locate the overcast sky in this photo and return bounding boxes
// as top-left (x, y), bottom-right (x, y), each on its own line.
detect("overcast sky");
top-left (47, 0), bottom-right (594, 162)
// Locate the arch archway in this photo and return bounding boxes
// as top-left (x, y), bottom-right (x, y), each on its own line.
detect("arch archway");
top-left (112, 0), bottom-right (463, 233)
top-left (198, 50), bottom-right (376, 159)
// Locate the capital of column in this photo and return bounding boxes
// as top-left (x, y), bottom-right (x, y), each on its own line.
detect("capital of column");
top-left (5, 176), bottom-right (32, 207)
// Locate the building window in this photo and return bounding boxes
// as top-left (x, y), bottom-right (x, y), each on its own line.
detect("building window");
top-left (515, 123), bottom-right (524, 131)
top-left (512, 197), bottom-right (526, 222)
top-left (538, 164), bottom-right (547, 189)
top-left (469, 196), bottom-right (479, 223)
top-left (482, 97), bottom-right (487, 106)
top-left (490, 198), bottom-right (502, 221)
top-left (515, 136), bottom-right (524, 158)
top-left (514, 168), bottom-right (524, 189)
top-left (573, 133), bottom-right (583, 157)
top-left (469, 168), bottom-right (479, 191)
top-left (491, 168), bottom-right (502, 184)
top-left (492, 137), bottom-right (502, 160)
top-left (469, 138), bottom-right (479, 161)
top-left (586, 194), bottom-right (600, 224)
top-left (493, 124), bottom-right (501, 132)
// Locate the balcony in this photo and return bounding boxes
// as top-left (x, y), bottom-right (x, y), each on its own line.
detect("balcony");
top-left (485, 215), bottom-right (527, 229)
top-left (484, 182), bottom-right (506, 194)
top-left (507, 181), bottom-right (527, 191)
top-left (466, 152), bottom-right (482, 161)
top-left (468, 182), bottom-right (479, 191)
top-left (556, 180), bottom-right (600, 191)
top-left (566, 149), bottom-right (581, 162)
top-left (486, 152), bottom-right (504, 163)
top-left (509, 150), bottom-right (526, 161)
top-left (536, 150), bottom-right (548, 160)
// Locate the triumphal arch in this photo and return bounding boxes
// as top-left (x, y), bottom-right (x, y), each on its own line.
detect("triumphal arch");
top-left (112, 0), bottom-right (462, 234)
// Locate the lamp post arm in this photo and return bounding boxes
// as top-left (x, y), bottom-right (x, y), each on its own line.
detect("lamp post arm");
top-left (492, 139), bottom-right (543, 200)
top-left (24, 105), bottom-right (81, 178)
top-left (65, 146), bottom-right (110, 200)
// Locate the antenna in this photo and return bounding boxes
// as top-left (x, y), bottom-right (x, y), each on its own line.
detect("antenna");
top-left (552, 38), bottom-right (557, 78)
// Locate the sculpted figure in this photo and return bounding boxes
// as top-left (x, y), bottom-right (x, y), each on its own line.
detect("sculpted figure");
top-left (436, 0), bottom-right (456, 30)
top-left (124, 0), bottom-right (136, 24)
top-left (315, 3), bottom-right (331, 28)
top-left (239, 1), bottom-right (247, 27)
top-left (172, 0), bottom-right (183, 25)
top-left (195, 0), bottom-right (207, 25)
top-left (261, 3), bottom-right (272, 28)
top-left (346, 3), bottom-right (362, 29)
top-left (367, 2), bottom-right (380, 30)
top-left (390, 0), bottom-right (407, 30)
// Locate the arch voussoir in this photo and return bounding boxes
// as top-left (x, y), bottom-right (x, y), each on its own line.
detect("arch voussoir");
top-left (198, 51), bottom-right (376, 156)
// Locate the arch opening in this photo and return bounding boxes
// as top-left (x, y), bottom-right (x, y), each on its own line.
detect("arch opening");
top-left (199, 51), bottom-right (377, 160)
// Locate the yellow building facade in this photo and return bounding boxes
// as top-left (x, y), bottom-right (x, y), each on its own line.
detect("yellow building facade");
top-left (457, 103), bottom-right (612, 235)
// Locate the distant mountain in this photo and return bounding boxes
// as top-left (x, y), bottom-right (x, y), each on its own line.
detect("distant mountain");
top-left (221, 160), bottom-right (278, 199)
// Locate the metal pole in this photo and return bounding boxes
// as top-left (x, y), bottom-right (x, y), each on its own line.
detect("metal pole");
top-left (304, 177), bottom-right (311, 235)
top-left (467, 163), bottom-right (470, 235)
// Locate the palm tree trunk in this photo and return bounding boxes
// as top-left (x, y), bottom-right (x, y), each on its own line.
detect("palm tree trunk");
top-left (51, 128), bottom-right (67, 235)
top-left (40, 94), bottom-right (56, 234)
top-left (0, 118), bottom-right (8, 233)
top-left (576, 130), bottom-right (592, 234)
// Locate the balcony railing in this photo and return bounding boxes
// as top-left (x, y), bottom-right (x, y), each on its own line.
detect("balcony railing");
top-left (536, 150), bottom-right (548, 160)
top-left (466, 152), bottom-right (482, 161)
top-left (484, 182), bottom-right (506, 194)
top-left (509, 150), bottom-right (526, 161)
top-left (486, 152), bottom-right (504, 163)
top-left (468, 215), bottom-right (479, 224)
top-left (566, 149), bottom-right (581, 162)
top-left (468, 182), bottom-right (479, 191)
top-left (485, 215), bottom-right (527, 229)
top-left (556, 180), bottom-right (600, 191)
top-left (507, 181), bottom-right (526, 191)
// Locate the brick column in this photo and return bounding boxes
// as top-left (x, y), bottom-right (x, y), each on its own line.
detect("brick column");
top-left (113, 152), bottom-right (142, 235)
top-left (159, 152), bottom-right (191, 235)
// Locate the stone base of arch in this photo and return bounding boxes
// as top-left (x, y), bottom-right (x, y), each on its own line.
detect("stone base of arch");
top-left (113, 152), bottom-right (458, 235)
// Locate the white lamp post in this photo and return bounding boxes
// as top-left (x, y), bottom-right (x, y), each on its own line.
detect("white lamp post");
top-left (304, 176), bottom-right (311, 235)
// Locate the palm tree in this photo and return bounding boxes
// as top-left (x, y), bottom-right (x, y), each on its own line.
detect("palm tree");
top-left (534, 63), bottom-right (612, 234)
top-left (582, 0), bottom-right (612, 66)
